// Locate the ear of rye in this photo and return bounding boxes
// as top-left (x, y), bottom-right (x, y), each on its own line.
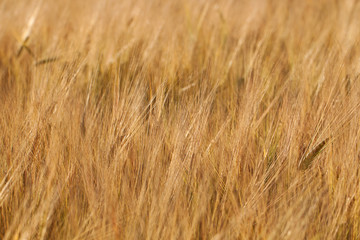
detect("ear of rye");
top-left (299, 138), bottom-right (329, 170)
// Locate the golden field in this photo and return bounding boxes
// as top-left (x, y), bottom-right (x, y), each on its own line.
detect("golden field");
top-left (1, 0), bottom-right (360, 239)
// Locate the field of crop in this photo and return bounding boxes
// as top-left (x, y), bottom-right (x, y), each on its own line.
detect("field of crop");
top-left (1, 0), bottom-right (360, 239)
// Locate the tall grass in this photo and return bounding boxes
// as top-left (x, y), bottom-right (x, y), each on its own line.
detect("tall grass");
top-left (1, 0), bottom-right (360, 239)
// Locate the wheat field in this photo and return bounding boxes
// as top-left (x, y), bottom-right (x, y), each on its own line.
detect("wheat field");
top-left (1, 0), bottom-right (360, 239)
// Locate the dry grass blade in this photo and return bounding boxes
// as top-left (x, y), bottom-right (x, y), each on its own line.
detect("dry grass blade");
top-left (16, 1), bottom-right (42, 58)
